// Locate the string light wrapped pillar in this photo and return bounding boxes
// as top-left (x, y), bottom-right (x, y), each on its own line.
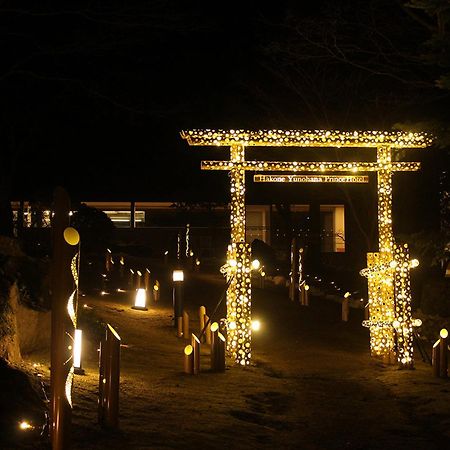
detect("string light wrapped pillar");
top-left (393, 244), bottom-right (414, 369)
top-left (227, 144), bottom-right (252, 366)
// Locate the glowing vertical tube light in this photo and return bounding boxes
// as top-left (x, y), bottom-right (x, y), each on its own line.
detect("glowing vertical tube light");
top-left (73, 329), bottom-right (85, 375)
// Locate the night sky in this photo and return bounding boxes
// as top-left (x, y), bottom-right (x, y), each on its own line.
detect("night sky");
top-left (0, 1), bottom-right (446, 212)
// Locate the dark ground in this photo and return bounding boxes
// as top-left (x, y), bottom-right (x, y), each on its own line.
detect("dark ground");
top-left (14, 263), bottom-right (450, 449)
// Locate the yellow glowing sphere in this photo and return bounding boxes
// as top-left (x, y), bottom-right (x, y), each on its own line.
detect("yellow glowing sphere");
top-left (392, 320), bottom-right (400, 329)
top-left (251, 320), bottom-right (261, 331)
top-left (304, 284), bottom-right (310, 291)
top-left (228, 259), bottom-right (237, 267)
top-left (410, 259), bottom-right (420, 268)
top-left (63, 227), bottom-right (80, 246)
top-left (211, 322), bottom-right (219, 332)
top-left (228, 321), bottom-right (237, 330)
top-left (153, 284), bottom-right (159, 291)
top-left (440, 329), bottom-right (448, 339)
top-left (412, 319), bottom-right (422, 327)
top-left (184, 345), bottom-right (193, 356)
top-left (251, 259), bottom-right (261, 270)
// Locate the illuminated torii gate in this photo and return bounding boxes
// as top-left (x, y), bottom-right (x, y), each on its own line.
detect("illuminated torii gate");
top-left (181, 129), bottom-right (433, 368)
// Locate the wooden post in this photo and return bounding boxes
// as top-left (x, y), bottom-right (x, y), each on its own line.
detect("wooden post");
top-left (98, 324), bottom-right (121, 429)
top-left (211, 323), bottom-right (226, 373)
top-left (199, 306), bottom-right (206, 332)
top-left (177, 317), bottom-right (183, 338)
top-left (135, 271), bottom-right (142, 289)
top-left (50, 187), bottom-right (80, 450)
top-left (432, 340), bottom-right (440, 377)
top-left (144, 269), bottom-right (150, 292)
top-left (191, 334), bottom-right (200, 374)
top-left (184, 345), bottom-right (194, 374)
top-left (205, 315), bottom-right (211, 345)
top-left (300, 284), bottom-right (310, 306)
top-left (439, 330), bottom-right (448, 378)
top-left (153, 280), bottom-right (160, 302)
top-left (129, 269), bottom-right (134, 290)
top-left (182, 311), bottom-right (189, 339)
top-left (342, 298), bottom-right (349, 322)
top-left (105, 249), bottom-right (112, 273)
top-left (364, 303), bottom-right (370, 320)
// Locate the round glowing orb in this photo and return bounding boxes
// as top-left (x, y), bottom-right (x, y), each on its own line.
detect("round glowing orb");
top-left (304, 284), bottom-right (310, 291)
top-left (251, 259), bottom-right (261, 270)
top-left (440, 328), bottom-right (448, 339)
top-left (410, 259), bottom-right (420, 268)
top-left (228, 321), bottom-right (237, 330)
top-left (228, 259), bottom-right (237, 267)
top-left (251, 320), bottom-right (261, 331)
top-left (184, 345), bottom-right (193, 356)
top-left (153, 284), bottom-right (159, 291)
top-left (412, 319), bottom-right (422, 327)
top-left (211, 322), bottom-right (219, 332)
top-left (392, 320), bottom-right (400, 329)
top-left (63, 227), bottom-right (80, 246)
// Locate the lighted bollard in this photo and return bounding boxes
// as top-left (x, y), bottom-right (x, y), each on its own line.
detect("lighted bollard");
top-left (135, 270), bottom-right (142, 289)
top-left (184, 345), bottom-right (194, 374)
top-left (105, 249), bottom-right (112, 273)
top-left (300, 283), bottom-right (310, 306)
top-left (432, 339), bottom-right (440, 377)
top-left (153, 280), bottom-right (160, 302)
top-left (128, 269), bottom-right (135, 290)
top-left (164, 250), bottom-right (169, 266)
top-left (182, 311), bottom-right (190, 339)
top-left (98, 324), bottom-right (121, 429)
top-left (211, 323), bottom-right (226, 372)
top-left (342, 292), bottom-right (350, 322)
top-left (439, 329), bottom-right (448, 378)
top-left (177, 317), bottom-right (183, 338)
top-left (364, 303), bottom-right (370, 320)
top-left (191, 334), bottom-right (201, 374)
top-left (205, 315), bottom-right (211, 345)
top-left (199, 305), bottom-right (206, 339)
top-left (119, 257), bottom-right (125, 279)
top-left (172, 270), bottom-right (184, 328)
top-left (144, 269), bottom-right (150, 292)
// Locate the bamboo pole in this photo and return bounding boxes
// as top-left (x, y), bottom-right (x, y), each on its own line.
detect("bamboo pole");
top-left (205, 315), bottom-right (211, 345)
top-left (153, 280), bottom-right (160, 302)
top-left (191, 334), bottom-right (200, 374)
top-left (342, 298), bottom-right (349, 322)
top-left (182, 311), bottom-right (189, 339)
top-left (98, 324), bottom-right (121, 429)
top-left (432, 339), bottom-right (440, 377)
top-left (177, 317), bottom-right (183, 338)
top-left (184, 345), bottom-right (194, 374)
top-left (439, 329), bottom-right (448, 378)
top-left (50, 187), bottom-right (79, 450)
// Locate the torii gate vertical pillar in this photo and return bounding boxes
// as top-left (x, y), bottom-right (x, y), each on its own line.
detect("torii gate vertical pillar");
top-left (367, 146), bottom-right (396, 362)
top-left (227, 144), bottom-right (252, 365)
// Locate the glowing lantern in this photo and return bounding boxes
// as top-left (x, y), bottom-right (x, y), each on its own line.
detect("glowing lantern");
top-left (251, 320), bottom-right (261, 331)
top-left (172, 270), bottom-right (184, 282)
top-left (251, 259), bottom-right (261, 270)
top-left (132, 288), bottom-right (148, 311)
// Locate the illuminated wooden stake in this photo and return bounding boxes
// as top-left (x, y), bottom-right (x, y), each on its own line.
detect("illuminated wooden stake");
top-left (432, 340), bottom-right (440, 378)
top-left (177, 317), bottom-right (183, 338)
top-left (98, 324), bottom-right (121, 430)
top-left (300, 284), bottom-right (310, 306)
top-left (205, 315), bottom-right (211, 345)
top-left (135, 271), bottom-right (142, 289)
top-left (191, 334), bottom-right (200, 374)
top-left (211, 322), bottom-right (226, 372)
top-left (153, 280), bottom-right (160, 302)
top-left (184, 345), bottom-right (194, 374)
top-left (199, 305), bottom-right (206, 338)
top-left (182, 311), bottom-right (189, 339)
top-left (342, 292), bottom-right (351, 322)
top-left (144, 269), bottom-right (150, 292)
top-left (439, 329), bottom-right (448, 378)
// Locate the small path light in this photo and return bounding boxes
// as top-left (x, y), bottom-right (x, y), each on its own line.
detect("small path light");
top-left (184, 345), bottom-right (194, 374)
top-left (191, 334), bottom-right (201, 374)
top-left (172, 270), bottom-right (184, 328)
top-left (440, 329), bottom-right (448, 378)
top-left (132, 288), bottom-right (148, 311)
top-left (342, 292), bottom-right (351, 322)
top-left (251, 320), bottom-right (261, 332)
top-left (211, 322), bottom-right (226, 372)
top-left (98, 324), bottom-right (121, 429)
top-left (19, 420), bottom-right (34, 431)
top-left (153, 280), bottom-right (160, 302)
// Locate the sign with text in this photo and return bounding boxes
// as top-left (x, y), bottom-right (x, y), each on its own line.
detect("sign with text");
top-left (253, 174), bottom-right (369, 183)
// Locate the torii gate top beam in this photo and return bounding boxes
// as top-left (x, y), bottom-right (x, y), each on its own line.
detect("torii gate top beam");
top-left (181, 129), bottom-right (433, 149)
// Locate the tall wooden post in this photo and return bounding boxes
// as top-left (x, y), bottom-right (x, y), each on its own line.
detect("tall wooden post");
top-left (50, 187), bottom-right (80, 450)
